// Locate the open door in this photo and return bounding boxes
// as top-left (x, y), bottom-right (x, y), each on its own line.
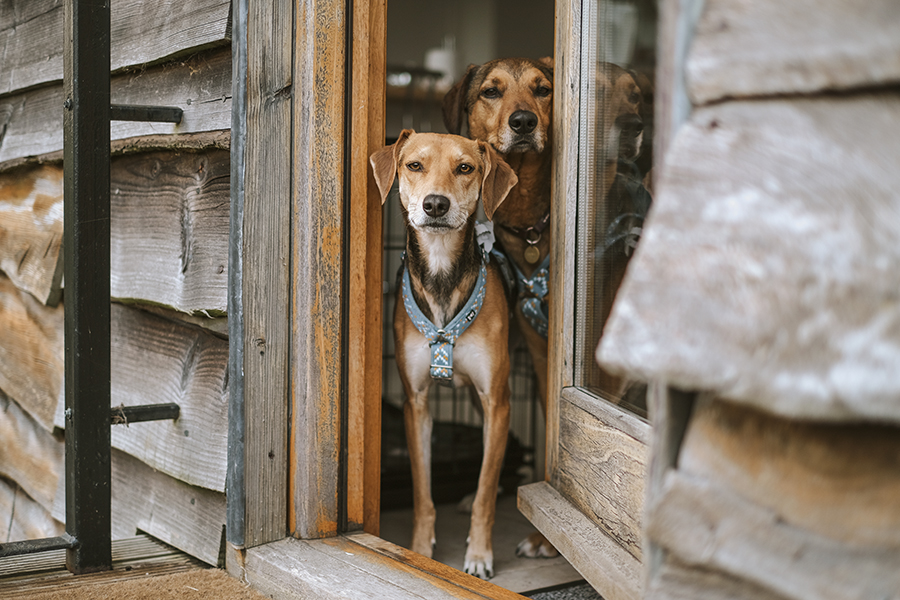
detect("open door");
top-left (519, 1), bottom-right (658, 599)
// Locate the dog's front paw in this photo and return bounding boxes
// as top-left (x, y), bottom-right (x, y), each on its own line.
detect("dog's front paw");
top-left (515, 532), bottom-right (559, 558)
top-left (464, 549), bottom-right (494, 579)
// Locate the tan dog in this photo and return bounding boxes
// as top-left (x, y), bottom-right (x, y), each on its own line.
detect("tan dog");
top-left (443, 58), bottom-right (558, 560)
top-left (443, 56), bottom-right (554, 409)
top-left (370, 130), bottom-right (518, 579)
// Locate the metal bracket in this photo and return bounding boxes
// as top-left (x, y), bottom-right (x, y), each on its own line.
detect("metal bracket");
top-left (110, 104), bottom-right (183, 123)
top-left (110, 403), bottom-right (180, 424)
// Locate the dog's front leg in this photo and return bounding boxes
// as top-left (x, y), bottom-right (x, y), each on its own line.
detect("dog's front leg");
top-left (465, 382), bottom-right (511, 579)
top-left (403, 390), bottom-right (436, 557)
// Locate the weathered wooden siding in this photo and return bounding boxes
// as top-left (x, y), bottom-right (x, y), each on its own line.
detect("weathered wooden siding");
top-left (0, 0), bottom-right (230, 96)
top-left (0, 390), bottom-right (62, 513)
top-left (0, 0), bottom-right (231, 567)
top-left (0, 47), bottom-right (231, 165)
top-left (0, 273), bottom-right (63, 431)
top-left (0, 476), bottom-right (64, 543)
top-left (110, 149), bottom-right (230, 315)
top-left (52, 448), bottom-right (225, 566)
top-left (597, 1), bottom-right (900, 598)
top-left (0, 165), bottom-right (63, 305)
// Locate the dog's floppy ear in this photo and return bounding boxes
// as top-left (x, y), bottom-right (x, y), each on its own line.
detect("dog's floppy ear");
top-left (442, 64), bottom-right (477, 135)
top-left (478, 141), bottom-right (518, 221)
top-left (370, 129), bottom-right (414, 204)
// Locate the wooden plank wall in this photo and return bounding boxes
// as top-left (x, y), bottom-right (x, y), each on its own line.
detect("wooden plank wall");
top-left (0, 0), bottom-right (231, 567)
top-left (597, 1), bottom-right (900, 598)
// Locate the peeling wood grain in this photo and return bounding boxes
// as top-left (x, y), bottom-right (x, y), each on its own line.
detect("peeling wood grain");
top-left (556, 395), bottom-right (646, 561)
top-left (53, 304), bottom-right (228, 492)
top-left (688, 0), bottom-right (900, 104)
top-left (681, 398), bottom-right (900, 548)
top-left (53, 448), bottom-right (225, 566)
top-left (0, 391), bottom-right (62, 513)
top-left (0, 164), bottom-right (63, 305)
top-left (0, 476), bottom-right (64, 543)
top-left (647, 471), bottom-right (900, 600)
top-left (0, 0), bottom-right (230, 96)
top-left (0, 47), bottom-right (231, 164)
top-left (0, 273), bottom-right (63, 431)
top-left (598, 94), bottom-right (900, 422)
top-left (110, 150), bottom-right (230, 315)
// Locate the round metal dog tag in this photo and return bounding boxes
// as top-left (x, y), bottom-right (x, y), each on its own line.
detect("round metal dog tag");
top-left (524, 245), bottom-right (540, 264)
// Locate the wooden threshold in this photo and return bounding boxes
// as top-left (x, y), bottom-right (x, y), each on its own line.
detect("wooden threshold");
top-left (518, 482), bottom-right (642, 600)
top-left (0, 534), bottom-right (206, 598)
top-left (228, 533), bottom-right (529, 600)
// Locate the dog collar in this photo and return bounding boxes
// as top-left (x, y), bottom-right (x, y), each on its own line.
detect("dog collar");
top-left (401, 254), bottom-right (488, 384)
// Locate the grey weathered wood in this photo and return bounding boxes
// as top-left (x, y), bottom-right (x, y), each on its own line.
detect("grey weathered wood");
top-left (518, 481), bottom-right (642, 600)
top-left (236, 0), bottom-right (292, 547)
top-left (110, 150), bottom-right (230, 315)
top-left (644, 385), bottom-right (696, 587)
top-left (0, 47), bottom-right (232, 165)
top-left (688, 0), bottom-right (900, 105)
top-left (647, 557), bottom-right (789, 600)
top-left (0, 0), bottom-right (230, 96)
top-left (0, 273), bottom-right (63, 431)
top-left (53, 304), bottom-right (228, 492)
top-left (556, 393), bottom-right (647, 561)
top-left (647, 471), bottom-right (900, 600)
top-left (598, 95), bottom-right (900, 423)
top-left (0, 164), bottom-right (64, 306)
top-left (52, 448), bottom-right (225, 566)
top-left (0, 391), bottom-right (63, 513)
top-left (680, 398), bottom-right (900, 548)
top-left (0, 476), bottom-right (64, 543)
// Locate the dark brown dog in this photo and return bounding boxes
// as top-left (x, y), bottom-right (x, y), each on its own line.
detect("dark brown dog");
top-left (371, 130), bottom-right (518, 579)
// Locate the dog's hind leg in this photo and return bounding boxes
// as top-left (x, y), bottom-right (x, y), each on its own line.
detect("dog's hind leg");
top-left (403, 389), bottom-right (437, 557)
top-left (464, 380), bottom-right (511, 579)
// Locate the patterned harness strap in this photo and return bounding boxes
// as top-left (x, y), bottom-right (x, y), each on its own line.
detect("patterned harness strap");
top-left (401, 254), bottom-right (488, 384)
top-left (510, 254), bottom-right (550, 339)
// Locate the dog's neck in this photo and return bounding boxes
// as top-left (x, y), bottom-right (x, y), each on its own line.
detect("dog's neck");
top-left (490, 147), bottom-right (552, 276)
top-left (493, 148), bottom-right (552, 229)
top-left (404, 212), bottom-right (482, 327)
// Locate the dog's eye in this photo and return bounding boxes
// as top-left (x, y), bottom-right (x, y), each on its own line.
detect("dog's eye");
top-left (481, 87), bottom-right (500, 99)
top-left (406, 162), bottom-right (423, 172)
top-left (629, 92), bottom-right (641, 104)
top-left (535, 85), bottom-right (551, 98)
top-left (457, 163), bottom-right (474, 174)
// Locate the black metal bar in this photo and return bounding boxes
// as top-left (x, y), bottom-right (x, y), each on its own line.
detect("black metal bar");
top-left (63, 0), bottom-right (112, 574)
top-left (110, 104), bottom-right (183, 123)
top-left (0, 534), bottom-right (78, 559)
top-left (110, 403), bottom-right (180, 424)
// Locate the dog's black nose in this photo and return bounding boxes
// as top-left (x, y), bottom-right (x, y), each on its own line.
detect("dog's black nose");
top-left (509, 110), bottom-right (538, 134)
top-left (617, 114), bottom-right (643, 135)
top-left (423, 194), bottom-right (450, 218)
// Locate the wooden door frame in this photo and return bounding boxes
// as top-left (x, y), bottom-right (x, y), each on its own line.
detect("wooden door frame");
top-left (225, 0), bottom-right (531, 596)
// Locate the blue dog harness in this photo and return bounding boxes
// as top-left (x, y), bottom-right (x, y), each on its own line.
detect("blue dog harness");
top-left (476, 220), bottom-right (550, 340)
top-left (401, 253), bottom-right (488, 384)
top-left (511, 254), bottom-right (550, 339)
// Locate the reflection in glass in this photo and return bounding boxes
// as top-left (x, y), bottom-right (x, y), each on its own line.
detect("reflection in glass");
top-left (575, 0), bottom-right (656, 417)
